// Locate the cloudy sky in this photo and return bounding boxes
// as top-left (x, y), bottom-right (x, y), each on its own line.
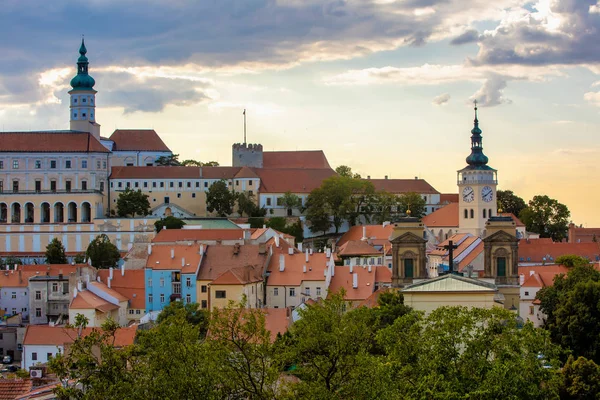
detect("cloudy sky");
top-left (1, 0), bottom-right (600, 225)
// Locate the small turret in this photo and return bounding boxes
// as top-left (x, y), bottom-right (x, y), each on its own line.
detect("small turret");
top-left (69, 38), bottom-right (100, 139)
top-left (232, 142), bottom-right (263, 168)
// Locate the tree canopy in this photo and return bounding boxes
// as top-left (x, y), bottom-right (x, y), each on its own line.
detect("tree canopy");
top-left (86, 234), bottom-right (121, 269)
top-left (519, 195), bottom-right (570, 241)
top-left (335, 165), bottom-right (361, 179)
top-left (45, 238), bottom-right (67, 264)
top-left (156, 154), bottom-right (181, 166)
top-left (116, 188), bottom-right (151, 217)
top-left (497, 189), bottom-right (527, 216)
top-left (206, 180), bottom-right (237, 217)
top-left (154, 216), bottom-right (186, 233)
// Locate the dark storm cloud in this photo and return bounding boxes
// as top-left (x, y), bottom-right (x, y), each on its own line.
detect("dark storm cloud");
top-left (450, 29), bottom-right (480, 45)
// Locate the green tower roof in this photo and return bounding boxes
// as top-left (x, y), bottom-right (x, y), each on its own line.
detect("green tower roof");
top-left (70, 38), bottom-right (95, 91)
top-left (465, 102), bottom-right (489, 169)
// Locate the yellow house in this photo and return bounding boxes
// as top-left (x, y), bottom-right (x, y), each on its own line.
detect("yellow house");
top-left (209, 265), bottom-right (264, 309)
top-left (401, 274), bottom-right (500, 314)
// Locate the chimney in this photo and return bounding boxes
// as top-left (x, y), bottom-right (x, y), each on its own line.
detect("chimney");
top-left (108, 278), bottom-right (112, 288)
top-left (415, 176), bottom-right (418, 180)
top-left (18, 269), bottom-right (22, 283)
top-left (384, 175), bottom-right (388, 180)
top-left (263, 224), bottom-right (266, 229)
top-left (5, 265), bottom-right (7, 271)
top-left (163, 226), bottom-right (167, 230)
top-left (324, 267), bottom-right (327, 276)
top-left (326, 248), bottom-right (331, 258)
top-left (368, 265), bottom-right (372, 273)
top-left (243, 229), bottom-right (251, 241)
top-left (529, 270), bottom-right (535, 276)
top-left (303, 265), bottom-right (307, 273)
top-left (288, 247), bottom-right (294, 255)
top-left (121, 264), bottom-right (125, 276)
top-left (382, 221), bottom-right (390, 228)
top-left (279, 254), bottom-right (285, 272)
top-left (171, 248), bottom-right (175, 259)
top-left (331, 264), bottom-right (335, 276)
top-left (309, 248), bottom-right (313, 255)
top-left (77, 281), bottom-right (83, 291)
top-left (367, 175), bottom-right (370, 179)
top-left (109, 267), bottom-right (113, 280)
top-left (352, 272), bottom-right (358, 288)
top-left (199, 244), bottom-right (204, 255)
top-left (73, 288), bottom-right (78, 298)
top-left (305, 249), bottom-right (309, 263)
top-left (298, 242), bottom-right (303, 252)
top-left (361, 226), bottom-right (367, 241)
top-left (258, 243), bottom-right (266, 254)
top-left (148, 244), bottom-right (152, 255)
top-left (181, 257), bottom-right (185, 267)
top-left (350, 265), bottom-right (353, 273)
top-left (519, 274), bottom-right (525, 285)
top-left (274, 236), bottom-right (280, 247)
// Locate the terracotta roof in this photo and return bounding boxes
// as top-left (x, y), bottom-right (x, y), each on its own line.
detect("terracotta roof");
top-left (359, 287), bottom-right (392, 308)
top-left (97, 269), bottom-right (145, 309)
top-left (0, 379), bottom-right (33, 400)
top-left (522, 273), bottom-right (545, 288)
top-left (146, 244), bottom-right (202, 274)
top-left (365, 178), bottom-right (439, 194)
top-left (500, 213), bottom-right (525, 227)
top-left (23, 325), bottom-right (137, 347)
top-left (518, 240), bottom-right (600, 264)
top-left (568, 224), bottom-right (600, 243)
top-left (201, 166), bottom-right (242, 180)
top-left (19, 265), bottom-right (85, 276)
top-left (459, 242), bottom-right (484, 269)
top-left (255, 168), bottom-right (337, 193)
top-left (328, 265), bottom-right (391, 302)
top-left (235, 166), bottom-right (260, 179)
top-left (440, 193), bottom-right (459, 204)
top-left (262, 308), bottom-right (291, 342)
top-left (198, 244), bottom-right (268, 281)
top-left (266, 250), bottom-right (328, 286)
top-left (70, 290), bottom-right (119, 313)
top-left (153, 229), bottom-right (244, 243)
top-left (0, 131), bottom-right (109, 153)
top-left (337, 240), bottom-right (382, 257)
top-left (109, 129), bottom-right (171, 152)
top-left (519, 265), bottom-right (570, 289)
top-left (211, 265), bottom-right (264, 285)
top-left (88, 281), bottom-right (129, 302)
top-left (263, 150), bottom-right (331, 169)
top-left (422, 203), bottom-right (459, 227)
top-left (251, 228), bottom-right (269, 240)
top-left (110, 166), bottom-right (201, 179)
top-left (0, 270), bottom-right (37, 288)
top-left (337, 224), bottom-right (394, 248)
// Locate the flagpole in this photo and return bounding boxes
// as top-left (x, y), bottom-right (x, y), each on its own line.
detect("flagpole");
top-left (243, 109), bottom-right (247, 144)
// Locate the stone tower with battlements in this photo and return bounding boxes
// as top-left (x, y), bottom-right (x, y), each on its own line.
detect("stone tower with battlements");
top-left (232, 143), bottom-right (263, 168)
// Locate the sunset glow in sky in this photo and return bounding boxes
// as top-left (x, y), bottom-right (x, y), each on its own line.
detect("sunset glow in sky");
top-left (1, 0), bottom-right (600, 224)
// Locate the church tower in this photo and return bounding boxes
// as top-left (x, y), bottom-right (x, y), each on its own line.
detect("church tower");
top-left (69, 38), bottom-right (100, 139)
top-left (457, 103), bottom-right (497, 237)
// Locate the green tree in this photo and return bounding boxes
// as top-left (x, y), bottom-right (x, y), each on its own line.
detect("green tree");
top-left (370, 191), bottom-right (399, 224)
top-left (279, 191), bottom-right (302, 216)
top-left (86, 234), bottom-right (120, 269)
top-left (45, 238), bottom-right (67, 264)
top-left (74, 253), bottom-right (86, 264)
top-left (555, 254), bottom-right (590, 268)
top-left (116, 188), bottom-right (150, 217)
top-left (305, 188), bottom-right (331, 235)
top-left (206, 180), bottom-right (237, 217)
top-left (1, 256), bottom-right (23, 267)
top-left (154, 216), bottom-right (186, 233)
top-left (180, 159), bottom-right (202, 166)
top-left (497, 189), bottom-right (527, 216)
top-left (202, 161), bottom-right (220, 167)
top-left (397, 191), bottom-right (427, 219)
top-left (335, 165), bottom-right (361, 179)
top-left (519, 195), bottom-right (570, 241)
top-left (156, 301), bottom-right (208, 336)
top-left (378, 306), bottom-right (561, 399)
top-left (237, 191), bottom-right (265, 218)
top-left (559, 356), bottom-right (600, 399)
top-left (156, 154), bottom-right (181, 166)
top-left (372, 290), bottom-right (412, 330)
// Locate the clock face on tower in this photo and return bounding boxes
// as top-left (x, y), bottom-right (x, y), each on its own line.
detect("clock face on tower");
top-left (462, 186), bottom-right (474, 203)
top-left (482, 186), bottom-right (493, 202)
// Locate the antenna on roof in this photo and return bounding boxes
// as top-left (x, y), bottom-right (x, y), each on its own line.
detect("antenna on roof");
top-left (243, 109), bottom-right (247, 144)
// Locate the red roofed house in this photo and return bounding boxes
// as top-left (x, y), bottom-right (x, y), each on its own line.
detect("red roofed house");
top-left (21, 325), bottom-right (137, 371)
top-left (97, 268), bottom-right (146, 322)
top-left (328, 265), bottom-right (392, 307)
top-left (105, 129), bottom-right (172, 167)
top-left (518, 239), bottom-right (600, 265)
top-left (69, 275), bottom-right (130, 327)
top-left (568, 223), bottom-right (600, 243)
top-left (519, 265), bottom-right (569, 327)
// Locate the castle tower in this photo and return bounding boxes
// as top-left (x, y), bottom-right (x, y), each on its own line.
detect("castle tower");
top-left (69, 38), bottom-right (100, 139)
top-left (457, 103), bottom-right (497, 237)
top-left (232, 143), bottom-right (263, 168)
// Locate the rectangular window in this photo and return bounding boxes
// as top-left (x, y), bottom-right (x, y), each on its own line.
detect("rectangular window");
top-left (148, 278), bottom-right (152, 287)
top-left (316, 287), bottom-right (321, 296)
top-left (100, 182), bottom-right (104, 192)
top-left (236, 180), bottom-right (239, 186)
top-left (266, 198), bottom-right (272, 206)
top-left (160, 182), bottom-right (165, 188)
top-left (160, 278), bottom-right (164, 287)
top-left (35, 291), bottom-right (41, 300)
top-left (134, 182), bottom-right (139, 188)
top-left (249, 180), bottom-right (253, 186)
top-left (12, 160), bottom-right (18, 169)
top-left (529, 306), bottom-right (534, 315)
top-left (35, 308), bottom-right (41, 318)
top-left (186, 182), bottom-right (191, 188)
top-left (81, 160), bottom-right (87, 169)
top-left (12, 180), bottom-right (18, 192)
top-left (524, 291), bottom-right (529, 296)
top-left (186, 294), bottom-right (191, 303)
top-left (186, 277), bottom-right (191, 287)
top-left (50, 160), bottom-right (56, 169)
top-left (215, 290), bottom-right (226, 299)
top-left (497, 257), bottom-right (507, 277)
top-left (50, 181), bottom-right (56, 191)
top-left (289, 288), bottom-right (296, 297)
top-left (129, 309), bottom-right (134, 315)
top-left (35, 181), bottom-right (41, 192)
top-left (204, 182), bottom-right (208, 188)
top-left (274, 288), bottom-right (278, 296)
top-left (201, 300), bottom-right (208, 309)
top-left (0, 181), bottom-right (3, 192)
top-left (170, 182), bottom-right (174, 188)
top-left (276, 197), bottom-right (283, 206)
top-left (11, 292), bottom-right (16, 299)
top-left (63, 282), bottom-right (68, 294)
top-left (65, 160), bottom-right (71, 169)
top-left (178, 182), bottom-right (183, 188)
top-left (81, 181), bottom-right (87, 190)
top-left (35, 160), bottom-right (41, 169)
top-left (47, 352), bottom-right (52, 361)
top-left (32, 352), bottom-right (37, 361)
top-left (305, 287), bottom-right (310, 296)
top-left (143, 182), bottom-right (148, 188)
top-left (148, 294), bottom-right (153, 303)
top-left (102, 161), bottom-right (107, 169)
top-left (201, 285), bottom-right (207, 293)
top-left (195, 182), bottom-right (199, 188)
top-left (65, 181), bottom-right (71, 192)
top-left (52, 282), bottom-right (59, 292)
top-left (136, 310), bottom-right (141, 315)
top-left (192, 193), bottom-right (196, 198)
top-left (126, 182), bottom-right (131, 188)
top-left (82, 98), bottom-right (87, 103)
top-left (160, 294), bottom-right (165, 303)
top-left (0, 161), bottom-right (3, 169)
top-left (152, 182), bottom-right (157, 188)
top-left (118, 182), bottom-right (122, 188)
top-left (177, 193), bottom-right (181, 198)
top-left (404, 259), bottom-right (414, 278)
top-left (97, 160), bottom-right (101, 169)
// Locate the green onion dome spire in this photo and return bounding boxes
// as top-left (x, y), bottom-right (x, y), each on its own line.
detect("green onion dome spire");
top-left (465, 101), bottom-right (489, 168)
top-left (70, 38), bottom-right (96, 90)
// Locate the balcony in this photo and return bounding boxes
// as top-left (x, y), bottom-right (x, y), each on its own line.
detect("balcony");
top-left (172, 282), bottom-right (181, 295)
top-left (0, 189), bottom-right (103, 195)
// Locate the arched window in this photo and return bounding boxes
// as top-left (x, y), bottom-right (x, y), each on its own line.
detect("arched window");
top-left (470, 209), bottom-right (474, 219)
top-left (464, 209), bottom-right (468, 219)
top-left (489, 209), bottom-right (492, 217)
top-left (483, 209), bottom-right (487, 218)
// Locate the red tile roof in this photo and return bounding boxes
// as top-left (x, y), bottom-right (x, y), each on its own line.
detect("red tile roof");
top-left (519, 265), bottom-right (570, 288)
top-left (23, 325), bottom-right (137, 347)
top-left (146, 244), bottom-right (202, 273)
top-left (337, 240), bottom-right (382, 256)
top-left (109, 129), bottom-right (171, 152)
top-left (110, 166), bottom-right (201, 179)
top-left (328, 265), bottom-right (391, 302)
top-left (88, 281), bottom-right (129, 302)
top-left (0, 131), bottom-right (109, 153)
top-left (337, 225), bottom-right (394, 248)
top-left (518, 240), bottom-right (600, 264)
top-left (97, 269), bottom-right (145, 309)
top-left (266, 250), bottom-right (329, 286)
top-left (0, 379), bottom-right (33, 400)
top-left (568, 224), bottom-right (600, 243)
top-left (255, 168), bottom-right (337, 193)
top-left (201, 166), bottom-right (242, 180)
top-left (235, 167), bottom-right (259, 179)
top-left (198, 244), bottom-right (268, 281)
top-left (422, 203), bottom-right (459, 227)
top-left (211, 265), bottom-right (264, 285)
top-left (359, 288), bottom-right (392, 308)
top-left (262, 308), bottom-right (291, 342)
top-left (365, 178), bottom-right (439, 194)
top-left (19, 265), bottom-right (86, 276)
top-left (70, 290), bottom-right (119, 313)
top-left (0, 270), bottom-right (37, 288)
top-left (263, 150), bottom-right (331, 169)
top-left (440, 193), bottom-right (459, 204)
top-left (152, 229), bottom-right (244, 243)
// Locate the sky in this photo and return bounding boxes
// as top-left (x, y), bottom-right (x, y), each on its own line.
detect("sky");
top-left (1, 0), bottom-right (600, 225)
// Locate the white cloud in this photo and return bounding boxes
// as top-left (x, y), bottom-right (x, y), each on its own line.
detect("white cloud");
top-left (584, 91), bottom-right (600, 107)
top-left (469, 74), bottom-right (511, 107)
top-left (432, 93), bottom-right (451, 105)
